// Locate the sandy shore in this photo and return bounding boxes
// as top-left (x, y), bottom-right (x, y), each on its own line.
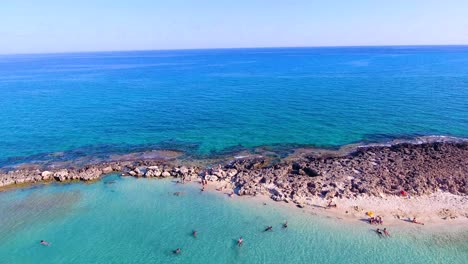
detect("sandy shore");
top-left (300, 192), bottom-right (468, 231)
top-left (204, 180), bottom-right (468, 233)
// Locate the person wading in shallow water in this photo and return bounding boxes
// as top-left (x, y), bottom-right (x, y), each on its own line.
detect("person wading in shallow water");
top-left (376, 228), bottom-right (384, 238)
top-left (237, 237), bottom-right (244, 247)
top-left (383, 228), bottom-right (391, 237)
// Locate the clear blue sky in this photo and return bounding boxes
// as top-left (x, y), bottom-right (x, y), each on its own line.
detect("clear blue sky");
top-left (1, 0), bottom-right (468, 54)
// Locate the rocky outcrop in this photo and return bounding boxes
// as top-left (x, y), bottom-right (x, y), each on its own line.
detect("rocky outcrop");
top-left (227, 142), bottom-right (467, 204)
top-left (1, 142), bottom-right (467, 210)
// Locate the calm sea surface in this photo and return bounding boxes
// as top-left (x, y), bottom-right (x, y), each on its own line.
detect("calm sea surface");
top-left (0, 46), bottom-right (467, 166)
top-left (1, 47), bottom-right (468, 263)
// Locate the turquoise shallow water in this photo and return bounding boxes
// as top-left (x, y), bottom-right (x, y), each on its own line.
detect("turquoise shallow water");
top-left (0, 46), bottom-right (468, 166)
top-left (0, 175), bottom-right (467, 264)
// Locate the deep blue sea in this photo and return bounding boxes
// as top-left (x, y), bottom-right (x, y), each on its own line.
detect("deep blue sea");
top-left (1, 47), bottom-right (468, 263)
top-left (0, 46), bottom-right (467, 166)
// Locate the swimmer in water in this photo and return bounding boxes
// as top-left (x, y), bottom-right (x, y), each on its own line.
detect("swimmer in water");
top-left (376, 228), bottom-right (383, 237)
top-left (283, 221), bottom-right (288, 228)
top-left (193, 230), bottom-right (197, 238)
top-left (174, 248), bottom-right (181, 254)
top-left (264, 226), bottom-right (273, 232)
top-left (237, 237), bottom-right (243, 247)
top-left (40, 240), bottom-right (50, 246)
top-left (383, 228), bottom-right (390, 237)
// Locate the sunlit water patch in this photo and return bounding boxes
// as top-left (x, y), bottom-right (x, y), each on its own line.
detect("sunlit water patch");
top-left (1, 46), bottom-right (468, 166)
top-left (0, 175), bottom-right (466, 263)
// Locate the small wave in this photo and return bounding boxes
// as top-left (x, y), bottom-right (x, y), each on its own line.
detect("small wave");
top-left (1, 135), bottom-right (466, 170)
top-left (234, 155), bottom-right (250, 159)
top-left (358, 135), bottom-right (468, 149)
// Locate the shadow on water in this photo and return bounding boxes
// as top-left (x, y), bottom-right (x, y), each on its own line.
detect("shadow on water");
top-left (0, 190), bottom-right (81, 244)
top-left (0, 139), bottom-right (201, 168)
top-left (0, 138), bottom-right (343, 169)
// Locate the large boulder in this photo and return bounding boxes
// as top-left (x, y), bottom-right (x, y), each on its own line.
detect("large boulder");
top-left (154, 169), bottom-right (162, 177)
top-left (102, 166), bottom-right (113, 174)
top-left (79, 168), bottom-right (102, 181)
top-left (41, 171), bottom-right (54, 180)
top-left (227, 169), bottom-right (238, 177)
top-left (179, 166), bottom-right (189, 175)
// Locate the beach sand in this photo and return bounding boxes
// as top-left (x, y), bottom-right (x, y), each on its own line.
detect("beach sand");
top-left (205, 180), bottom-right (468, 233)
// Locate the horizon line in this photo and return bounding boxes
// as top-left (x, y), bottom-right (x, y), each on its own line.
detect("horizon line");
top-left (2, 43), bottom-right (468, 56)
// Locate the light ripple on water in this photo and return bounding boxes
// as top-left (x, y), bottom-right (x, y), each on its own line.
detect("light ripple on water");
top-left (0, 189), bottom-right (81, 244)
top-left (0, 176), bottom-right (466, 264)
top-left (1, 47), bottom-right (468, 166)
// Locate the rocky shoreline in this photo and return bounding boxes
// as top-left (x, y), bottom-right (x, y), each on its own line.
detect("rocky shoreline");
top-left (1, 141), bottom-right (467, 209)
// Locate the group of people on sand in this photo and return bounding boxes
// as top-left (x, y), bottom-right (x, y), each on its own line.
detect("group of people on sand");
top-left (369, 216), bottom-right (383, 225)
top-left (368, 215), bottom-right (392, 238)
top-left (370, 216), bottom-right (425, 239)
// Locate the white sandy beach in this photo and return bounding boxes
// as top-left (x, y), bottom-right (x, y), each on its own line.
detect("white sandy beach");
top-left (204, 180), bottom-right (468, 233)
